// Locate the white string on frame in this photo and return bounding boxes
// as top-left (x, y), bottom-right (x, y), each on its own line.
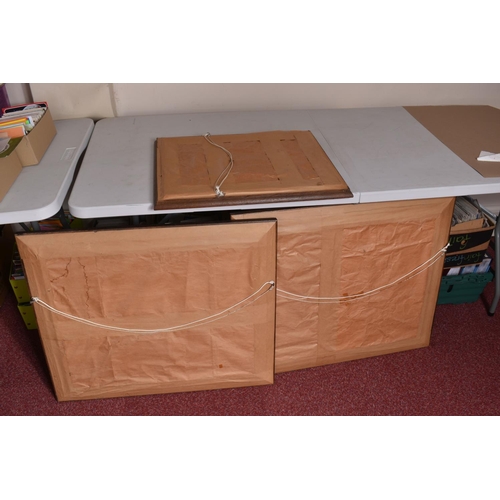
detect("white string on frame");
top-left (203, 133), bottom-right (234, 197)
top-left (30, 243), bottom-right (448, 331)
top-left (31, 281), bottom-right (275, 334)
top-left (276, 243), bottom-right (449, 304)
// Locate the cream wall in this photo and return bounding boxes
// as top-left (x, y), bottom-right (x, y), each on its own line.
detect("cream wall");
top-left (29, 83), bottom-right (500, 121)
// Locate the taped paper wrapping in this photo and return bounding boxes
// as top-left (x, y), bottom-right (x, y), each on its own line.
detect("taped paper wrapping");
top-left (233, 198), bottom-right (454, 372)
top-left (16, 222), bottom-right (277, 401)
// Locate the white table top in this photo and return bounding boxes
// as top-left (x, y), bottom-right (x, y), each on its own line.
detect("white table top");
top-left (68, 108), bottom-right (500, 218)
top-left (0, 118), bottom-right (94, 225)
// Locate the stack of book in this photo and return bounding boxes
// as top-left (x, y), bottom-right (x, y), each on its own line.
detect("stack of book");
top-left (444, 196), bottom-right (495, 271)
top-left (451, 196), bottom-right (484, 227)
top-left (0, 103), bottom-right (47, 139)
top-left (445, 254), bottom-right (492, 276)
top-left (438, 197), bottom-right (495, 304)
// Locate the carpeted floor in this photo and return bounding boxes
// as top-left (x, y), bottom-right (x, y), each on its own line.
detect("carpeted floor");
top-left (1, 268), bottom-right (499, 416)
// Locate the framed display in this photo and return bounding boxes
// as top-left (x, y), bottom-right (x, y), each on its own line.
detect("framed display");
top-left (155, 130), bottom-right (352, 209)
top-left (16, 221), bottom-right (277, 401)
top-left (233, 198), bottom-right (454, 372)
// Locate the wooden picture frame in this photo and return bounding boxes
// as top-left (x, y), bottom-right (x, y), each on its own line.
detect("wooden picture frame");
top-left (155, 130), bottom-right (352, 210)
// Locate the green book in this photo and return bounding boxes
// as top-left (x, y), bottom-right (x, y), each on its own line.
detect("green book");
top-left (0, 137), bottom-right (22, 158)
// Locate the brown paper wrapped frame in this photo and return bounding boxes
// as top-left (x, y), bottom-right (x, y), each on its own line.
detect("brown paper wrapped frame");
top-left (233, 198), bottom-right (454, 372)
top-left (16, 221), bottom-right (277, 401)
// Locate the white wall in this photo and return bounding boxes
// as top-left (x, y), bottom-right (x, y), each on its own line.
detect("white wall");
top-left (29, 83), bottom-right (500, 121)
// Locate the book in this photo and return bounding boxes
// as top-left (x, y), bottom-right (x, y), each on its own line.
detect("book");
top-left (0, 124), bottom-right (26, 138)
top-left (446, 253), bottom-right (492, 275)
top-left (452, 196), bottom-right (484, 226)
top-left (0, 136), bottom-right (22, 157)
top-left (0, 116), bottom-right (32, 127)
top-left (2, 101), bottom-right (47, 115)
top-left (0, 107), bottom-right (45, 139)
top-left (1, 109), bottom-right (44, 124)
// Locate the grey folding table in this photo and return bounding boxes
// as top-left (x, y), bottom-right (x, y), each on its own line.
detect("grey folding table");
top-left (0, 118), bottom-right (94, 229)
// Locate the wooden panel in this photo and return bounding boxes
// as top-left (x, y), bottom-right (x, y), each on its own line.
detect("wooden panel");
top-left (16, 221), bottom-right (277, 401)
top-left (155, 130), bottom-right (352, 209)
top-left (233, 198), bottom-right (454, 372)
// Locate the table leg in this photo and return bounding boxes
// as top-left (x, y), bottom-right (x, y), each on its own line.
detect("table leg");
top-left (55, 207), bottom-right (71, 230)
top-left (488, 212), bottom-right (500, 316)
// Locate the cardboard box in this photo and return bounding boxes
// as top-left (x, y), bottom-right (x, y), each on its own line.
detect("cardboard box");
top-left (0, 139), bottom-right (23, 202)
top-left (447, 215), bottom-right (495, 255)
top-left (450, 217), bottom-right (484, 232)
top-left (14, 107), bottom-right (56, 166)
top-left (443, 250), bottom-right (487, 269)
top-left (0, 107), bottom-right (56, 202)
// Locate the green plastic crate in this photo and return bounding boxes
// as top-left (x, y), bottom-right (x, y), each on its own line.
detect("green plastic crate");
top-left (10, 246), bottom-right (31, 303)
top-left (9, 276), bottom-right (31, 303)
top-left (17, 302), bottom-right (38, 330)
top-left (438, 272), bottom-right (494, 305)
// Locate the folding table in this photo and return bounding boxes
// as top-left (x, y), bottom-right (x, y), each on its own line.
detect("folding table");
top-left (0, 118), bottom-right (94, 228)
